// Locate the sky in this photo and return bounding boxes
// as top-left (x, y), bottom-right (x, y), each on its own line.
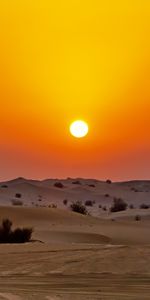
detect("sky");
top-left (0, 0), bottom-right (150, 181)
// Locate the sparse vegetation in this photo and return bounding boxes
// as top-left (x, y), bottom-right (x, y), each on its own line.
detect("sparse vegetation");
top-left (88, 184), bottom-right (95, 188)
top-left (0, 219), bottom-right (33, 243)
top-left (104, 194), bottom-right (110, 197)
top-left (135, 215), bottom-right (141, 221)
top-left (51, 203), bottom-right (57, 208)
top-left (129, 204), bottom-right (134, 209)
top-left (85, 200), bottom-right (93, 206)
top-left (110, 197), bottom-right (128, 212)
top-left (106, 179), bottom-right (112, 184)
top-left (15, 193), bottom-right (22, 198)
top-left (63, 199), bottom-right (68, 206)
top-left (131, 187), bottom-right (139, 192)
top-left (11, 199), bottom-right (23, 206)
top-left (38, 195), bottom-right (42, 202)
top-left (70, 201), bottom-right (87, 215)
top-left (99, 204), bottom-right (102, 208)
top-left (72, 180), bottom-right (81, 185)
top-left (54, 182), bottom-right (64, 188)
top-left (1, 185), bottom-right (8, 188)
top-left (140, 203), bottom-right (149, 209)
top-left (102, 206), bottom-right (107, 211)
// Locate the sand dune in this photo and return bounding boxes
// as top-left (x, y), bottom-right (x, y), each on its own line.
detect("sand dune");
top-left (0, 178), bottom-right (150, 216)
top-left (0, 178), bottom-right (150, 299)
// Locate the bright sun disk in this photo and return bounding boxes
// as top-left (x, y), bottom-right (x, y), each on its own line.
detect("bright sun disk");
top-left (70, 120), bottom-right (89, 138)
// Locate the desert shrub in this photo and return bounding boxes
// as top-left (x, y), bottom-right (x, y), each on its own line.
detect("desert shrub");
top-left (11, 228), bottom-right (32, 243)
top-left (38, 195), bottom-right (42, 202)
top-left (140, 203), bottom-right (149, 209)
top-left (11, 199), bottom-right (23, 206)
top-left (15, 193), bottom-right (22, 198)
top-left (106, 179), bottom-right (112, 184)
top-left (54, 182), bottom-right (64, 188)
top-left (85, 200), bottom-right (93, 206)
top-left (110, 198), bottom-right (127, 212)
top-left (70, 201), bottom-right (87, 215)
top-left (99, 204), bottom-right (102, 208)
top-left (135, 215), bottom-right (141, 221)
top-left (0, 219), bottom-right (12, 243)
top-left (104, 194), bottom-right (110, 197)
top-left (88, 184), bottom-right (95, 188)
top-left (129, 204), bottom-right (134, 209)
top-left (131, 187), bottom-right (138, 192)
top-left (72, 180), bottom-right (81, 185)
top-left (103, 206), bottom-right (107, 211)
top-left (0, 219), bottom-right (33, 243)
top-left (51, 203), bottom-right (57, 208)
top-left (63, 199), bottom-right (68, 205)
top-left (1, 185), bottom-right (8, 188)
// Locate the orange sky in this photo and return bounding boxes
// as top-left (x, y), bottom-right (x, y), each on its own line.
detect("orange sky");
top-left (0, 1), bottom-right (150, 181)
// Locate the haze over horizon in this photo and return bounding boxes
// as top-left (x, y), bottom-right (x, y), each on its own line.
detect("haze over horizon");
top-left (0, 1), bottom-right (150, 181)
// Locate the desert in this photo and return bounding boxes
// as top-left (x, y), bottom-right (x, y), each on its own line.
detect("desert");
top-left (0, 178), bottom-right (150, 299)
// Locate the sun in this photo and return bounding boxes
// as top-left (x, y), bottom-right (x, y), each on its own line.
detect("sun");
top-left (70, 120), bottom-right (89, 138)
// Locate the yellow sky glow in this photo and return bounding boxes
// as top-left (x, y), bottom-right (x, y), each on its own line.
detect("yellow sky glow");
top-left (0, 1), bottom-right (150, 180)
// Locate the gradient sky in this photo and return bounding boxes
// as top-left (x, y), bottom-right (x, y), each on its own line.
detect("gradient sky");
top-left (0, 1), bottom-right (150, 181)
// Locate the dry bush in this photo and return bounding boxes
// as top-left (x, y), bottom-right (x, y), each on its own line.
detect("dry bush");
top-left (88, 184), bottom-right (95, 188)
top-left (140, 203), bottom-right (149, 209)
top-left (54, 182), bottom-right (64, 188)
top-left (110, 198), bottom-right (127, 212)
top-left (11, 199), bottom-right (23, 206)
top-left (106, 179), bottom-right (112, 184)
top-left (70, 201), bottom-right (88, 215)
top-left (15, 193), bottom-right (22, 198)
top-left (0, 219), bottom-right (33, 243)
top-left (135, 215), bottom-right (141, 221)
top-left (63, 199), bottom-right (68, 205)
top-left (1, 185), bottom-right (8, 188)
top-left (103, 206), bottom-right (107, 211)
top-left (129, 204), bottom-right (134, 209)
top-left (51, 203), bottom-right (57, 208)
top-left (85, 200), bottom-right (93, 206)
top-left (72, 180), bottom-right (81, 185)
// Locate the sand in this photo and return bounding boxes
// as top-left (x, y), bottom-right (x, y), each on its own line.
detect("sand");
top-left (0, 178), bottom-right (150, 299)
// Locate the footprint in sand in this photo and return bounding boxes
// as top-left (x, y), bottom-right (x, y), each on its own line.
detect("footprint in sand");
top-left (0, 293), bottom-right (22, 300)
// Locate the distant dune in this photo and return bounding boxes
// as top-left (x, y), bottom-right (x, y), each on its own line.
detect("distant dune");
top-left (0, 177), bottom-right (150, 219)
